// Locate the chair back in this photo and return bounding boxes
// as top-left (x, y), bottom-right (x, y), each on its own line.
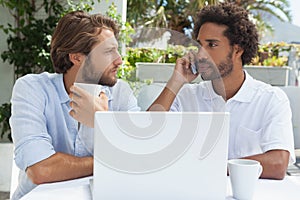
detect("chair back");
top-left (279, 86), bottom-right (300, 149)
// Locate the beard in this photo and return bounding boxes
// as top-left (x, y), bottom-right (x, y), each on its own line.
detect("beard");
top-left (76, 55), bottom-right (118, 87)
top-left (98, 72), bottom-right (117, 87)
top-left (200, 50), bottom-right (233, 81)
top-left (98, 65), bottom-right (119, 87)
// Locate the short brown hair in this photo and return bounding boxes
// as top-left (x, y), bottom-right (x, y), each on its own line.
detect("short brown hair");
top-left (50, 11), bottom-right (119, 73)
top-left (194, 3), bottom-right (258, 65)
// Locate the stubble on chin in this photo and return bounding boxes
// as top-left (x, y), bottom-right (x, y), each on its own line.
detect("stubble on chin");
top-left (201, 53), bottom-right (234, 81)
top-left (200, 62), bottom-right (221, 81)
top-left (98, 75), bottom-right (117, 86)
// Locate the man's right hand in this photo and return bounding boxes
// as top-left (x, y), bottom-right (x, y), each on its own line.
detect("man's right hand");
top-left (69, 85), bottom-right (108, 128)
top-left (165, 54), bottom-right (200, 98)
top-left (169, 55), bottom-right (200, 86)
top-left (147, 56), bottom-right (199, 111)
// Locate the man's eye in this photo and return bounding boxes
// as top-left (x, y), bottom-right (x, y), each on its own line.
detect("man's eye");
top-left (104, 50), bottom-right (113, 54)
top-left (208, 42), bottom-right (217, 47)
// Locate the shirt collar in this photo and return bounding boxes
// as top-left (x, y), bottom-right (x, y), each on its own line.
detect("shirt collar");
top-left (202, 81), bottom-right (223, 100)
top-left (51, 73), bottom-right (70, 104)
top-left (101, 86), bottom-right (113, 101)
top-left (202, 71), bottom-right (256, 103)
top-left (52, 74), bottom-right (114, 104)
top-left (229, 70), bottom-right (256, 103)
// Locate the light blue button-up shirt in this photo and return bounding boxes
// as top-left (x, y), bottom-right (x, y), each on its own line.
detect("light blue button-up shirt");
top-left (10, 72), bottom-right (140, 199)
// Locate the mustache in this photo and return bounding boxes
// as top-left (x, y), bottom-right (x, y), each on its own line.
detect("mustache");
top-left (194, 58), bottom-right (215, 67)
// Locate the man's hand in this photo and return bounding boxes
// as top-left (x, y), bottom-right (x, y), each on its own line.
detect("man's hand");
top-left (147, 54), bottom-right (199, 111)
top-left (170, 54), bottom-right (199, 86)
top-left (69, 85), bottom-right (108, 128)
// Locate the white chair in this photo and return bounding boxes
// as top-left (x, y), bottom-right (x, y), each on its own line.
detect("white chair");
top-left (136, 83), bottom-right (165, 111)
top-left (279, 86), bottom-right (300, 149)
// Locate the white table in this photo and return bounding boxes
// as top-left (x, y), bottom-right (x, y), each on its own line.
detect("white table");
top-left (21, 176), bottom-right (300, 200)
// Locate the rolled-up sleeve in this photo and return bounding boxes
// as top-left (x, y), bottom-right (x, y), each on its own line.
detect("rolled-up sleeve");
top-left (10, 77), bottom-right (55, 170)
top-left (261, 88), bottom-right (295, 164)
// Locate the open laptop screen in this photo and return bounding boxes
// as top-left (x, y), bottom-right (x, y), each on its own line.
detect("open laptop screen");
top-left (93, 111), bottom-right (229, 200)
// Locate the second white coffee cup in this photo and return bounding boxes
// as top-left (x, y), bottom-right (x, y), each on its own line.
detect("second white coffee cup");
top-left (228, 159), bottom-right (263, 200)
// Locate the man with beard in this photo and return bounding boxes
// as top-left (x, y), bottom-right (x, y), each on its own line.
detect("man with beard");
top-left (148, 3), bottom-right (295, 180)
top-left (10, 11), bottom-right (140, 200)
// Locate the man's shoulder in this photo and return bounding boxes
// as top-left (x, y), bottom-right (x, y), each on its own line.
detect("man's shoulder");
top-left (15, 72), bottom-right (57, 85)
top-left (13, 72), bottom-right (62, 96)
top-left (248, 78), bottom-right (288, 101)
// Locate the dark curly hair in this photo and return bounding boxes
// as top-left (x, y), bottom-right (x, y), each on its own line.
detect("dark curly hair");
top-left (194, 2), bottom-right (258, 65)
top-left (50, 11), bottom-right (119, 73)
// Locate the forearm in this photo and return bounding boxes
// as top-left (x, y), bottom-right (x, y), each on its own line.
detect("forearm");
top-left (243, 150), bottom-right (290, 180)
top-left (27, 152), bottom-right (93, 184)
top-left (147, 75), bottom-right (184, 111)
top-left (147, 57), bottom-right (199, 111)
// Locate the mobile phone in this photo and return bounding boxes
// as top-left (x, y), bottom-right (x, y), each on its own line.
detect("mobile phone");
top-left (190, 59), bottom-right (199, 74)
top-left (189, 50), bottom-right (199, 74)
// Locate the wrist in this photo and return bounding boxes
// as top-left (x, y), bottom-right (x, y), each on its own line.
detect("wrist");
top-left (166, 75), bottom-right (185, 95)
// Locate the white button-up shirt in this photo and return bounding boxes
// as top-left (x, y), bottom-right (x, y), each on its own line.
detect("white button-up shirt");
top-left (170, 71), bottom-right (295, 163)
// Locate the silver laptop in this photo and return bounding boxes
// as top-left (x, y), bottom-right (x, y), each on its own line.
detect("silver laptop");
top-left (93, 112), bottom-right (229, 199)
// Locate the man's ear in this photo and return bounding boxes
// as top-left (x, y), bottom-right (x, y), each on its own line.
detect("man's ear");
top-left (233, 45), bottom-right (244, 58)
top-left (69, 53), bottom-right (84, 66)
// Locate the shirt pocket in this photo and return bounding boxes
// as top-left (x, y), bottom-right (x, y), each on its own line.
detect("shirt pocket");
top-left (236, 126), bottom-right (262, 157)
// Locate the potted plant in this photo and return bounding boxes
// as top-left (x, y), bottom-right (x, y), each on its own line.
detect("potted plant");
top-left (126, 45), bottom-right (202, 83)
top-left (245, 42), bottom-right (300, 86)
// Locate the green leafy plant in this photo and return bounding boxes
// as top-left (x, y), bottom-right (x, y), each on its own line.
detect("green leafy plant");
top-left (123, 45), bottom-right (198, 81)
top-left (0, 103), bottom-right (11, 142)
top-left (251, 42), bottom-right (300, 67)
top-left (0, 0), bottom-right (99, 79)
top-left (127, 0), bottom-right (291, 40)
top-left (104, 2), bottom-right (137, 82)
top-left (105, 2), bottom-right (135, 53)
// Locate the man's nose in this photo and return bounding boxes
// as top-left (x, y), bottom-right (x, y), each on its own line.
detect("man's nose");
top-left (113, 52), bottom-right (122, 65)
top-left (197, 47), bottom-right (209, 59)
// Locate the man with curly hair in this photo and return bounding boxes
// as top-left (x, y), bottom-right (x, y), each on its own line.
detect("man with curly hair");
top-left (149, 2), bottom-right (295, 180)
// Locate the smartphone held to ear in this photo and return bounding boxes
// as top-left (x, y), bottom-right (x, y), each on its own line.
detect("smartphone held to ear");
top-left (188, 50), bottom-right (200, 75)
top-left (190, 60), bottom-right (199, 74)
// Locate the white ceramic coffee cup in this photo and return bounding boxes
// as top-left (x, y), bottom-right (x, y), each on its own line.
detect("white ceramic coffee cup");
top-left (73, 82), bottom-right (105, 154)
top-left (228, 159), bottom-right (263, 200)
top-left (73, 82), bottom-right (103, 96)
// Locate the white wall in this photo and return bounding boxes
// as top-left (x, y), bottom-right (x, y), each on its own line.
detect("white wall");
top-left (0, 143), bottom-right (13, 191)
top-left (0, 6), bottom-right (14, 105)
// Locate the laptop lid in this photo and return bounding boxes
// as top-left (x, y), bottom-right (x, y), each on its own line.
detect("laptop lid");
top-left (93, 111), bottom-right (229, 200)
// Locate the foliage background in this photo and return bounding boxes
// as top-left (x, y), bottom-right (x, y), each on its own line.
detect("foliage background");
top-left (0, 0), bottom-right (100, 141)
top-left (126, 0), bottom-right (292, 40)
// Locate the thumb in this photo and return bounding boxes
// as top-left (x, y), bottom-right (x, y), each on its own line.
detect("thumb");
top-left (98, 91), bottom-right (109, 111)
top-left (99, 91), bottom-right (108, 101)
